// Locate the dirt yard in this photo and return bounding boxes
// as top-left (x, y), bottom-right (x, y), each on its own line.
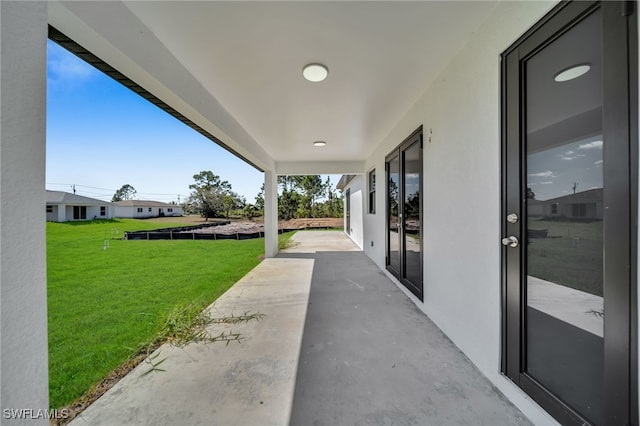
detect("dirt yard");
top-left (144, 216), bottom-right (343, 234)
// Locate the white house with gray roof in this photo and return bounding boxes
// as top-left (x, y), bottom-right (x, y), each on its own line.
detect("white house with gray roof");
top-left (112, 200), bottom-right (182, 219)
top-left (46, 190), bottom-right (112, 222)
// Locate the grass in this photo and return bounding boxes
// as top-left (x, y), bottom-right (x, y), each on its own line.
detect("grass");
top-left (527, 217), bottom-right (603, 296)
top-left (47, 218), bottom-right (294, 409)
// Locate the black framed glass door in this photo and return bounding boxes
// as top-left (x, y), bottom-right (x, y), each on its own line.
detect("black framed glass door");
top-left (345, 188), bottom-right (351, 235)
top-left (501, 2), bottom-right (637, 425)
top-left (386, 127), bottom-right (423, 300)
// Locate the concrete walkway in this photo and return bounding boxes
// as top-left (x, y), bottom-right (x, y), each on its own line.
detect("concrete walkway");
top-left (70, 231), bottom-right (531, 426)
top-left (283, 233), bottom-right (531, 426)
top-left (70, 257), bottom-right (315, 425)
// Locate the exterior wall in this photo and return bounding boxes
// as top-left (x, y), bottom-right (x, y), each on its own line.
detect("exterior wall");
top-left (46, 205), bottom-right (58, 222)
top-left (0, 1), bottom-right (49, 421)
top-left (361, 2), bottom-right (560, 424)
top-left (343, 176), bottom-right (364, 249)
top-left (113, 205), bottom-right (182, 219)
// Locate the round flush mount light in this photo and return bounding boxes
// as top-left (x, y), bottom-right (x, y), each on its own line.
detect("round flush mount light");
top-left (303, 63), bottom-right (329, 82)
top-left (554, 64), bottom-right (591, 82)
top-left (313, 141), bottom-right (327, 147)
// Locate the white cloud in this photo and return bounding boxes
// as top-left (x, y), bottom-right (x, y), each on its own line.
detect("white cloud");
top-left (594, 160), bottom-right (603, 165)
top-left (565, 150), bottom-right (575, 155)
top-left (528, 170), bottom-right (556, 178)
top-left (561, 156), bottom-right (576, 161)
top-left (578, 140), bottom-right (603, 150)
top-left (540, 181), bottom-right (553, 185)
top-left (47, 41), bottom-right (97, 87)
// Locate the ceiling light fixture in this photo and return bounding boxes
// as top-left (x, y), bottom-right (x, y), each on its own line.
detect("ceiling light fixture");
top-left (554, 63), bottom-right (591, 82)
top-left (313, 141), bottom-right (327, 147)
top-left (303, 63), bottom-right (329, 82)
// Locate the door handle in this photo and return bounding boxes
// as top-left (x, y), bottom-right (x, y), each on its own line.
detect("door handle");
top-left (501, 236), bottom-right (519, 248)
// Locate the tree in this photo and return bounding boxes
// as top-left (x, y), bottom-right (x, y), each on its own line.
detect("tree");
top-left (292, 175), bottom-right (324, 218)
top-left (112, 184), bottom-right (137, 202)
top-left (222, 192), bottom-right (244, 220)
top-left (278, 189), bottom-right (301, 220)
top-left (254, 184), bottom-right (265, 217)
top-left (526, 187), bottom-right (536, 200)
top-left (243, 203), bottom-right (259, 220)
top-left (187, 171), bottom-right (233, 220)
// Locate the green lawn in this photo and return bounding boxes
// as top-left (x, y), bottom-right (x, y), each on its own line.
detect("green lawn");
top-left (47, 219), bottom-right (292, 408)
top-left (527, 218), bottom-right (603, 296)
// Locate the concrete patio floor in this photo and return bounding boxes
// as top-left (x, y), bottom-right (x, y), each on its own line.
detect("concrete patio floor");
top-left (70, 231), bottom-right (531, 426)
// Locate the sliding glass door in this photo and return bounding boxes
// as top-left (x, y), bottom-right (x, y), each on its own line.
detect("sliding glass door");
top-left (386, 127), bottom-right (423, 300)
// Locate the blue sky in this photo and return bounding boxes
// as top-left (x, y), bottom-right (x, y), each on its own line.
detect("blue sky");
top-left (46, 40), bottom-right (338, 204)
top-left (527, 135), bottom-right (603, 201)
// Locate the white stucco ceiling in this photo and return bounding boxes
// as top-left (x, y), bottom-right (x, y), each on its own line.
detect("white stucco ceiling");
top-left (50, 1), bottom-right (499, 171)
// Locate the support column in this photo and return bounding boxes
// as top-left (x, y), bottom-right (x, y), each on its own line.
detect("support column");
top-left (264, 170), bottom-right (278, 258)
top-left (1, 1), bottom-right (49, 421)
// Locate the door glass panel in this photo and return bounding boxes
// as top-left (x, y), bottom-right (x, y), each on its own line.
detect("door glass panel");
top-left (346, 189), bottom-right (351, 235)
top-left (525, 9), bottom-right (603, 424)
top-left (403, 142), bottom-right (421, 286)
top-left (388, 155), bottom-right (400, 272)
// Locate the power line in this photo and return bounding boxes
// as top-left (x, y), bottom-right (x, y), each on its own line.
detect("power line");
top-left (46, 182), bottom-right (187, 199)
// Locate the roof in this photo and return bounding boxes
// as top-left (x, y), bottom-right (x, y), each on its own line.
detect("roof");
top-left (336, 175), bottom-right (356, 190)
top-left (544, 188), bottom-right (603, 204)
top-left (112, 200), bottom-right (180, 208)
top-left (46, 190), bottom-right (111, 205)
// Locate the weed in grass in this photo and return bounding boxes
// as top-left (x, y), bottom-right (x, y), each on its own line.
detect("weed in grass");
top-left (157, 302), bottom-right (265, 348)
top-left (279, 231), bottom-right (298, 251)
top-left (141, 304), bottom-right (264, 375)
top-left (587, 308), bottom-right (604, 318)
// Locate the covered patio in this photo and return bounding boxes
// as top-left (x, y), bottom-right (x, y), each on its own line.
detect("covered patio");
top-left (70, 231), bottom-right (530, 426)
top-left (5, 1), bottom-right (637, 424)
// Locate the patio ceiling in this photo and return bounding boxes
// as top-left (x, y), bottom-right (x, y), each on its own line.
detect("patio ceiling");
top-left (49, 1), bottom-right (498, 172)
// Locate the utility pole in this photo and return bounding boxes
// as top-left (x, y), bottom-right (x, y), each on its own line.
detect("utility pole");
top-left (572, 182), bottom-right (578, 194)
top-left (71, 184), bottom-right (76, 194)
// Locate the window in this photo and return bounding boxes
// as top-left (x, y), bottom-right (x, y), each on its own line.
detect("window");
top-left (572, 203), bottom-right (586, 218)
top-left (168, 208), bottom-right (173, 212)
top-left (137, 208), bottom-right (143, 213)
top-left (100, 206), bottom-right (106, 216)
top-left (46, 205), bottom-right (53, 213)
top-left (368, 169), bottom-right (376, 214)
top-left (148, 207), bottom-right (152, 212)
top-left (551, 203), bottom-right (558, 214)
top-left (73, 206), bottom-right (86, 220)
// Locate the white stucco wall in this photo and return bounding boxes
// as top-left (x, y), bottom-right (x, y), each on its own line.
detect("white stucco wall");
top-left (0, 1), bottom-right (50, 422)
top-left (362, 2), bottom-right (559, 425)
top-left (46, 206), bottom-right (59, 222)
top-left (343, 176), bottom-right (364, 249)
top-left (113, 205), bottom-right (182, 219)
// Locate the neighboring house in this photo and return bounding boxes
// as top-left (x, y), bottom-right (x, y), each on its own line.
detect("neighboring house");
top-left (46, 190), bottom-right (112, 222)
top-left (112, 200), bottom-right (183, 219)
top-left (538, 188), bottom-right (603, 220)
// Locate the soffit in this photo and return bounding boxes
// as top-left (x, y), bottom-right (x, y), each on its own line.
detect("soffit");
top-left (119, 1), bottom-right (498, 164)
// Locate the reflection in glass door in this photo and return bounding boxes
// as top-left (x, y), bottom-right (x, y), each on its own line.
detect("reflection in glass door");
top-left (386, 127), bottom-right (423, 300)
top-left (387, 154), bottom-right (400, 275)
top-left (525, 8), bottom-right (604, 424)
top-left (502, 2), bottom-right (636, 425)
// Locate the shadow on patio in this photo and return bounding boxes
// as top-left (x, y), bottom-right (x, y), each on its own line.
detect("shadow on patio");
top-left (280, 232), bottom-right (531, 426)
